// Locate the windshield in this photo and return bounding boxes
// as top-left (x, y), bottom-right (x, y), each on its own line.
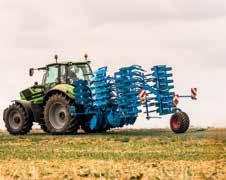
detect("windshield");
top-left (68, 64), bottom-right (92, 83)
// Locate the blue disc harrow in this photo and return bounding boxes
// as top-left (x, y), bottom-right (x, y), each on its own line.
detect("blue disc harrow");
top-left (70, 64), bottom-right (196, 133)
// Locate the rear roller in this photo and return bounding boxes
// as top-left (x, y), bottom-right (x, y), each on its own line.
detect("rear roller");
top-left (80, 114), bottom-right (109, 133)
top-left (170, 111), bottom-right (190, 133)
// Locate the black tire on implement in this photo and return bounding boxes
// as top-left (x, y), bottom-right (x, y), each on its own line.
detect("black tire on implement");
top-left (170, 111), bottom-right (190, 133)
top-left (44, 94), bottom-right (79, 135)
top-left (4, 103), bottom-right (33, 135)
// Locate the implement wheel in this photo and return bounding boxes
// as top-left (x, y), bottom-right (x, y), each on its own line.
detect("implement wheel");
top-left (170, 111), bottom-right (190, 133)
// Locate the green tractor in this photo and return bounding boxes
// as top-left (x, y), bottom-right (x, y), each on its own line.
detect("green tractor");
top-left (3, 55), bottom-right (92, 135)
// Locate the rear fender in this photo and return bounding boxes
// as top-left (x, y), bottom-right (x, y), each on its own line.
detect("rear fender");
top-left (43, 84), bottom-right (75, 103)
top-left (49, 84), bottom-right (75, 99)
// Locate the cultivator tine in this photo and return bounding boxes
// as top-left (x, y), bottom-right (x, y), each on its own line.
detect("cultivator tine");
top-left (141, 65), bottom-right (177, 117)
top-left (107, 65), bottom-right (145, 126)
top-left (91, 67), bottom-right (113, 108)
top-left (79, 66), bottom-right (115, 130)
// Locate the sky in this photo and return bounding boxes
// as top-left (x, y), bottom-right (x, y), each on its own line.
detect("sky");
top-left (0, 0), bottom-right (225, 129)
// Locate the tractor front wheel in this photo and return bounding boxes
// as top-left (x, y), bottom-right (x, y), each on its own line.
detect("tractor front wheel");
top-left (4, 104), bottom-right (33, 135)
top-left (44, 94), bottom-right (79, 135)
top-left (170, 111), bottom-right (190, 133)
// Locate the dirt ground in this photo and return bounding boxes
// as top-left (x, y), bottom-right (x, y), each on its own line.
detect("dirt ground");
top-left (0, 128), bottom-right (225, 179)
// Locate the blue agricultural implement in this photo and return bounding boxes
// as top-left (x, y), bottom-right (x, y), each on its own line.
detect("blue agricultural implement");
top-left (70, 64), bottom-right (197, 134)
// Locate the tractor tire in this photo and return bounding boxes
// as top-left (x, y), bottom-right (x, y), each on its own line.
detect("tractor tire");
top-left (4, 103), bottom-right (33, 135)
top-left (170, 111), bottom-right (190, 133)
top-left (44, 94), bottom-right (79, 135)
top-left (37, 109), bottom-right (50, 133)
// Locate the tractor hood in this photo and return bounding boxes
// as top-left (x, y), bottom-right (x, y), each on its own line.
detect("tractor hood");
top-left (20, 85), bottom-right (45, 104)
top-left (20, 84), bottom-right (75, 104)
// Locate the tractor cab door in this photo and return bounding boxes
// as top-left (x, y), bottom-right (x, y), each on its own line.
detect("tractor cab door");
top-left (42, 65), bottom-right (60, 91)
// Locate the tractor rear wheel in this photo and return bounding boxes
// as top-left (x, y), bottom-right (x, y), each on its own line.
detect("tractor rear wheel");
top-left (4, 104), bottom-right (33, 135)
top-left (170, 111), bottom-right (190, 133)
top-left (44, 94), bottom-right (79, 135)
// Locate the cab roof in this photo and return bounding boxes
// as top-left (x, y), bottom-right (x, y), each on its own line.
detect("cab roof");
top-left (37, 60), bottom-right (91, 70)
top-left (47, 60), bottom-right (90, 67)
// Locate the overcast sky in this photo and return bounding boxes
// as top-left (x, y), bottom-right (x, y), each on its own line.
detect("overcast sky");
top-left (0, 0), bottom-right (225, 129)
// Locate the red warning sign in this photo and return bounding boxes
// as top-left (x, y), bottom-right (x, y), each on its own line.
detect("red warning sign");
top-left (173, 94), bottom-right (179, 106)
top-left (139, 90), bottom-right (147, 102)
top-left (191, 88), bottom-right (197, 100)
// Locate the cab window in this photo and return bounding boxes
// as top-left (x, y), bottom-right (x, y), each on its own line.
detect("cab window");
top-left (45, 66), bottom-right (59, 84)
top-left (68, 64), bottom-right (92, 83)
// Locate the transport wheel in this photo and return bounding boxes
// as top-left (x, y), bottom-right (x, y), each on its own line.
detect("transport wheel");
top-left (4, 104), bottom-right (33, 135)
top-left (44, 94), bottom-right (79, 135)
top-left (170, 111), bottom-right (190, 133)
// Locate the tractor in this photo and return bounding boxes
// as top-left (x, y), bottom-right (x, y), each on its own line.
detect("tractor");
top-left (3, 54), bottom-right (196, 135)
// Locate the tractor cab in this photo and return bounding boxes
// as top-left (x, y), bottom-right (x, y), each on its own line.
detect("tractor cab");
top-left (42, 62), bottom-right (92, 86)
top-left (20, 55), bottom-right (93, 104)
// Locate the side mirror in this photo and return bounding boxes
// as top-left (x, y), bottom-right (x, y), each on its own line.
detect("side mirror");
top-left (29, 68), bottom-right (34, 76)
